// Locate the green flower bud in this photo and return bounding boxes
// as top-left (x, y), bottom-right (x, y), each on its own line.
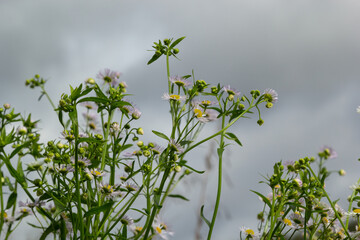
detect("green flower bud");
top-left (257, 119), bottom-right (264, 126)
top-left (174, 165), bottom-right (182, 172)
top-left (228, 94), bottom-right (234, 101)
top-left (164, 39), bottom-right (170, 45)
top-left (143, 150), bottom-right (150, 157)
top-left (95, 134), bottom-right (103, 140)
top-left (132, 136), bottom-right (139, 141)
top-left (137, 128), bottom-right (144, 135)
top-left (34, 74), bottom-right (40, 79)
top-left (266, 102), bottom-right (273, 108)
top-left (33, 179), bottom-right (42, 187)
top-left (211, 86), bottom-right (219, 94)
top-left (124, 123), bottom-right (130, 129)
top-left (339, 169), bottom-right (346, 176)
top-left (173, 48), bottom-right (179, 54)
top-left (86, 78), bottom-right (96, 85)
top-left (56, 143), bottom-right (64, 149)
top-left (238, 104), bottom-right (245, 110)
top-left (36, 189), bottom-right (43, 196)
top-left (137, 141), bottom-right (144, 147)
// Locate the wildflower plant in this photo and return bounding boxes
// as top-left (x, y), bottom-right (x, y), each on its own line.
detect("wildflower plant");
top-left (244, 145), bottom-right (360, 240)
top-left (0, 37), bottom-right (275, 240)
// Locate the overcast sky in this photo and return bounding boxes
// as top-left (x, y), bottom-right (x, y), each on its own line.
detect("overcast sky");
top-left (1, 1), bottom-right (360, 239)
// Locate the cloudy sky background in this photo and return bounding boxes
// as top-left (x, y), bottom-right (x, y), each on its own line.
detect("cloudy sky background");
top-left (1, 0), bottom-right (360, 239)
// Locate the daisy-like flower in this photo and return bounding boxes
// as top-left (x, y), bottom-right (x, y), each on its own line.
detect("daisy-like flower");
top-left (120, 215), bottom-right (134, 226)
top-left (263, 88), bottom-right (278, 103)
top-left (71, 157), bottom-right (91, 168)
top-left (85, 168), bottom-right (106, 179)
top-left (16, 126), bottom-right (27, 135)
top-left (288, 211), bottom-right (305, 229)
top-left (56, 164), bottom-right (75, 175)
top-left (223, 85), bottom-right (241, 96)
top-left (122, 102), bottom-right (142, 120)
top-left (99, 182), bottom-right (122, 199)
top-left (239, 226), bottom-right (260, 240)
top-left (153, 216), bottom-right (174, 240)
top-left (96, 68), bottom-right (121, 86)
top-left (169, 139), bottom-right (184, 154)
top-left (123, 181), bottom-right (138, 192)
top-left (19, 198), bottom-right (45, 209)
top-left (169, 76), bottom-right (192, 87)
top-left (321, 145), bottom-right (337, 159)
top-left (162, 93), bottom-right (186, 102)
top-left (192, 99), bottom-right (218, 107)
top-left (18, 207), bottom-right (32, 216)
top-left (2, 210), bottom-right (15, 223)
top-left (80, 101), bottom-right (98, 110)
top-left (151, 143), bottom-right (164, 155)
top-left (193, 107), bottom-right (218, 123)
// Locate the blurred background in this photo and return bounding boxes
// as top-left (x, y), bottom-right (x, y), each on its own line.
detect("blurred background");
top-left (1, 0), bottom-right (360, 239)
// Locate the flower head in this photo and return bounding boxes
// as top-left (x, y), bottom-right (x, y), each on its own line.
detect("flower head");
top-left (193, 107), bottom-right (218, 123)
top-left (239, 226), bottom-right (260, 240)
top-left (169, 76), bottom-right (192, 87)
top-left (97, 68), bottom-right (121, 86)
top-left (263, 88), bottom-right (278, 103)
top-left (223, 85), bottom-right (241, 96)
top-left (99, 182), bottom-right (122, 199)
top-left (321, 145), bottom-right (337, 159)
top-left (162, 93), bottom-right (186, 102)
top-left (152, 216), bottom-right (174, 240)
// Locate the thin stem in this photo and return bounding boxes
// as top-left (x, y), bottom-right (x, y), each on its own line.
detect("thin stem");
top-left (207, 113), bottom-right (226, 240)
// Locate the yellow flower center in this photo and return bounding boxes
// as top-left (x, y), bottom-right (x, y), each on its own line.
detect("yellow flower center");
top-left (194, 108), bottom-right (203, 118)
top-left (245, 229), bottom-right (254, 236)
top-left (284, 218), bottom-right (292, 226)
top-left (135, 226), bottom-right (143, 233)
top-left (354, 209), bottom-right (360, 214)
top-left (201, 100), bottom-right (211, 106)
top-left (3, 212), bottom-right (8, 218)
top-left (170, 94), bottom-right (180, 100)
top-left (156, 226), bottom-right (162, 234)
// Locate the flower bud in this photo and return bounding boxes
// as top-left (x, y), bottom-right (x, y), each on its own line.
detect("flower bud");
top-left (175, 165), bottom-right (182, 172)
top-left (266, 102), bottom-right (273, 108)
top-left (137, 128), bottom-right (144, 135)
top-left (3, 103), bottom-right (10, 109)
top-left (173, 48), bottom-right (179, 54)
top-left (211, 86), bottom-right (219, 94)
top-left (132, 136), bottom-right (139, 141)
top-left (86, 78), bottom-right (96, 85)
top-left (137, 141), bottom-right (144, 147)
top-left (228, 94), bottom-right (234, 101)
top-left (339, 169), bottom-right (346, 176)
top-left (164, 39), bottom-right (170, 45)
top-left (35, 74), bottom-right (40, 79)
top-left (257, 119), bottom-right (264, 126)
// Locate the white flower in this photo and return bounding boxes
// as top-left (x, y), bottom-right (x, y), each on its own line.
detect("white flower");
top-left (239, 226), bottom-right (260, 240)
top-left (162, 93), bottom-right (186, 101)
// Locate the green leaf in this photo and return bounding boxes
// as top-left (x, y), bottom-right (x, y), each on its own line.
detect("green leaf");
top-left (225, 132), bottom-right (242, 146)
top-left (84, 201), bottom-right (114, 218)
top-left (152, 130), bottom-right (170, 141)
top-left (69, 84), bottom-right (83, 101)
top-left (168, 194), bottom-right (189, 201)
top-left (147, 53), bottom-right (162, 65)
top-left (0, 155), bottom-right (25, 185)
top-left (39, 220), bottom-right (61, 240)
top-left (6, 192), bottom-right (17, 209)
top-left (77, 97), bottom-right (109, 105)
top-left (9, 142), bottom-right (30, 159)
top-left (183, 164), bottom-right (205, 174)
top-left (200, 205), bottom-right (210, 227)
top-left (170, 36), bottom-right (186, 49)
top-left (250, 190), bottom-right (271, 208)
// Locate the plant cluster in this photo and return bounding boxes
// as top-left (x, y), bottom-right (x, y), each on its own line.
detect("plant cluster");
top-left (0, 37), bottom-right (275, 240)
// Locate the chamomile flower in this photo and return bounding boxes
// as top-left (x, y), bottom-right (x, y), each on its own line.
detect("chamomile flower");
top-left (321, 145), bottom-right (337, 159)
top-left (97, 68), bottom-right (121, 86)
top-left (239, 226), bottom-right (260, 239)
top-left (162, 93), bottom-right (186, 102)
top-left (2, 210), bottom-right (15, 223)
top-left (223, 85), bottom-right (241, 96)
top-left (193, 107), bottom-right (218, 123)
top-left (152, 216), bottom-right (174, 240)
top-left (263, 88), bottom-right (278, 103)
top-left (169, 76), bottom-right (191, 87)
top-left (169, 139), bottom-right (184, 154)
top-left (99, 182), bottom-right (122, 199)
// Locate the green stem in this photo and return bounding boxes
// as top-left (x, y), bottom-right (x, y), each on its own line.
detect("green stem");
top-left (41, 85), bottom-right (56, 110)
top-left (207, 114), bottom-right (226, 240)
top-left (307, 165), bottom-right (351, 239)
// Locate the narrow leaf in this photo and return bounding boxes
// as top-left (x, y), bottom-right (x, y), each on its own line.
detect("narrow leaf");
top-left (152, 130), bottom-right (170, 141)
top-left (225, 132), bottom-right (243, 146)
top-left (170, 36), bottom-right (186, 49)
top-left (200, 205), bottom-right (211, 227)
top-left (250, 190), bottom-right (271, 207)
top-left (184, 164), bottom-right (205, 174)
top-left (168, 194), bottom-right (189, 201)
top-left (84, 201), bottom-right (114, 218)
top-left (6, 192), bottom-right (17, 209)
